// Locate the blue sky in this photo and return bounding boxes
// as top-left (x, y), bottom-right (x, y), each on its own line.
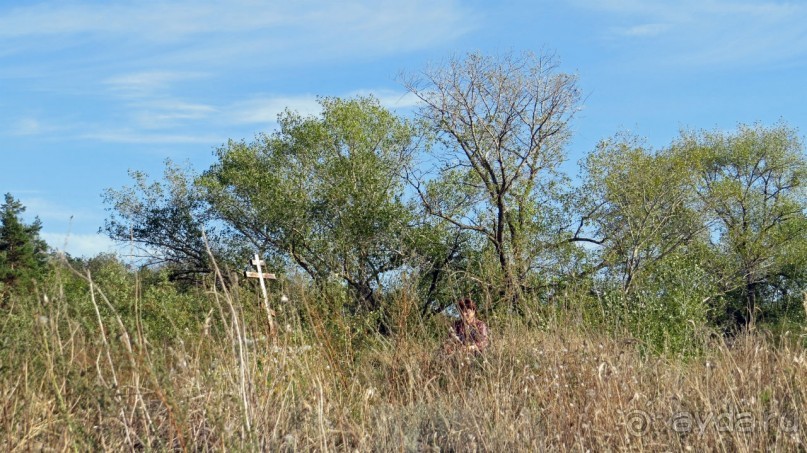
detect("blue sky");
top-left (3, 0), bottom-right (806, 257)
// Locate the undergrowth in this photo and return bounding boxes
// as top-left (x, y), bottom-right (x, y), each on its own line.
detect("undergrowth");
top-left (1, 259), bottom-right (805, 451)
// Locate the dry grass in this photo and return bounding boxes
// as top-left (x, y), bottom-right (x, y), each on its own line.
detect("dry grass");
top-left (1, 274), bottom-right (805, 451)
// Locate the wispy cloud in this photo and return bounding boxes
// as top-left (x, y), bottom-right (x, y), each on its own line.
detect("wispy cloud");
top-left (225, 95), bottom-right (323, 125)
top-left (0, 2), bottom-right (281, 41)
top-left (0, 1), bottom-right (476, 61)
top-left (19, 197), bottom-right (102, 224)
top-left (349, 90), bottom-right (422, 110)
top-left (80, 130), bottom-right (223, 145)
top-left (41, 232), bottom-right (115, 258)
top-left (131, 101), bottom-right (217, 130)
top-left (612, 23), bottom-right (670, 38)
top-left (1, 1), bottom-right (475, 147)
top-left (10, 117), bottom-right (53, 136)
top-left (11, 90), bottom-right (417, 143)
top-left (572, 0), bottom-right (807, 68)
top-left (224, 89), bottom-right (421, 126)
top-left (572, 0), bottom-right (801, 17)
top-left (104, 71), bottom-right (208, 98)
top-left (102, 71), bottom-right (217, 129)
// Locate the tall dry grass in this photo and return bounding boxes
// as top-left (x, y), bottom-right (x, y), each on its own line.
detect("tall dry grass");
top-left (1, 266), bottom-right (805, 451)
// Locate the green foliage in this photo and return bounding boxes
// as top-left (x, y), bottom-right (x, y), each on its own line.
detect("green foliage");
top-left (40, 255), bottom-right (215, 343)
top-left (577, 124), bottom-right (807, 337)
top-left (631, 252), bottom-right (716, 355)
top-left (676, 123), bottom-right (807, 328)
top-left (584, 251), bottom-right (716, 357)
top-left (102, 161), bottom-right (234, 281)
top-left (575, 135), bottom-right (713, 354)
top-left (581, 134), bottom-right (702, 293)
top-left (89, 53), bottom-right (807, 343)
top-left (137, 271), bottom-right (211, 340)
top-left (0, 193), bottom-right (48, 302)
top-left (404, 51), bottom-right (581, 306)
top-left (200, 96), bottom-right (417, 312)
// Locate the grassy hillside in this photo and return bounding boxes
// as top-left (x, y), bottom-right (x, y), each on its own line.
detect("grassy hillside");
top-left (1, 260), bottom-right (805, 451)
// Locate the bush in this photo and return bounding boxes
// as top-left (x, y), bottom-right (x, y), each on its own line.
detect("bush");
top-left (585, 253), bottom-right (717, 357)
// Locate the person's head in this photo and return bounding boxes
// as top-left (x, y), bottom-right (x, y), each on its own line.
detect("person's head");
top-left (457, 298), bottom-right (477, 321)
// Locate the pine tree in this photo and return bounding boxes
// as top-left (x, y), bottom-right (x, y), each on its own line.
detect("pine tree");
top-left (0, 193), bottom-right (48, 302)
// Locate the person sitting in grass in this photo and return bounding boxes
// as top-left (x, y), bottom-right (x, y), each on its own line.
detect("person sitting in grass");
top-left (445, 298), bottom-right (489, 354)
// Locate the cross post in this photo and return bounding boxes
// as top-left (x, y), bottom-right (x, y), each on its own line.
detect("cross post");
top-left (245, 253), bottom-right (277, 335)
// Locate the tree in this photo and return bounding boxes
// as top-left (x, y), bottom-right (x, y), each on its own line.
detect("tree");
top-left (576, 136), bottom-right (719, 354)
top-left (199, 96), bottom-right (417, 311)
top-left (403, 51), bottom-right (581, 306)
top-left (0, 193), bottom-right (48, 302)
top-left (676, 123), bottom-right (807, 328)
top-left (405, 212), bottom-right (479, 316)
top-left (102, 161), bottom-right (233, 282)
top-left (580, 134), bottom-right (704, 294)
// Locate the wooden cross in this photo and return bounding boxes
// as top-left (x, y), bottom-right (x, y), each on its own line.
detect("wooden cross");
top-left (245, 254), bottom-right (277, 335)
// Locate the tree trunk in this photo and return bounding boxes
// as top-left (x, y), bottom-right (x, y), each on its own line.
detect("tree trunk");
top-left (745, 278), bottom-right (757, 330)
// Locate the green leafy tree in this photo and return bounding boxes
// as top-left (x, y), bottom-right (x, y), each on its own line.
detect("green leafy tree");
top-left (403, 51), bottom-right (581, 308)
top-left (405, 213), bottom-right (479, 315)
top-left (575, 136), bottom-right (718, 354)
top-left (102, 161), bottom-right (236, 282)
top-left (200, 96), bottom-right (417, 311)
top-left (0, 193), bottom-right (48, 302)
top-left (677, 123), bottom-right (807, 328)
top-left (580, 134), bottom-right (704, 294)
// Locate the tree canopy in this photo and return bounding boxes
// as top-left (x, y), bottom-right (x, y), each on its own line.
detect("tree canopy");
top-left (200, 96), bottom-right (417, 311)
top-left (99, 52), bottom-right (807, 341)
top-left (0, 193), bottom-right (48, 302)
top-left (677, 123), bottom-right (807, 327)
top-left (403, 51), bottom-right (581, 307)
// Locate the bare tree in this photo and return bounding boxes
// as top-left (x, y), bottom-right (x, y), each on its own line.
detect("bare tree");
top-left (403, 51), bottom-right (581, 306)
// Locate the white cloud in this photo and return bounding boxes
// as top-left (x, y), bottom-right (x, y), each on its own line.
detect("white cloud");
top-left (80, 130), bottom-right (223, 145)
top-left (0, 1), bottom-right (476, 60)
top-left (104, 71), bottom-right (208, 98)
top-left (349, 89), bottom-right (423, 110)
top-left (0, 2), bottom-right (281, 40)
top-left (572, 0), bottom-right (807, 68)
top-left (224, 90), bottom-right (421, 126)
top-left (19, 197), bottom-right (99, 224)
top-left (12, 117), bottom-right (45, 136)
top-left (103, 72), bottom-right (217, 129)
top-left (15, 198), bottom-right (116, 257)
top-left (226, 95), bottom-right (323, 125)
top-left (8, 116), bottom-right (78, 137)
top-left (569, 0), bottom-right (688, 17)
top-left (41, 232), bottom-right (116, 258)
top-left (131, 101), bottom-right (217, 129)
top-left (612, 23), bottom-right (670, 37)
top-left (1, 1), bottom-right (472, 139)
top-left (1, 1), bottom-right (475, 154)
top-left (571, 0), bottom-right (801, 17)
